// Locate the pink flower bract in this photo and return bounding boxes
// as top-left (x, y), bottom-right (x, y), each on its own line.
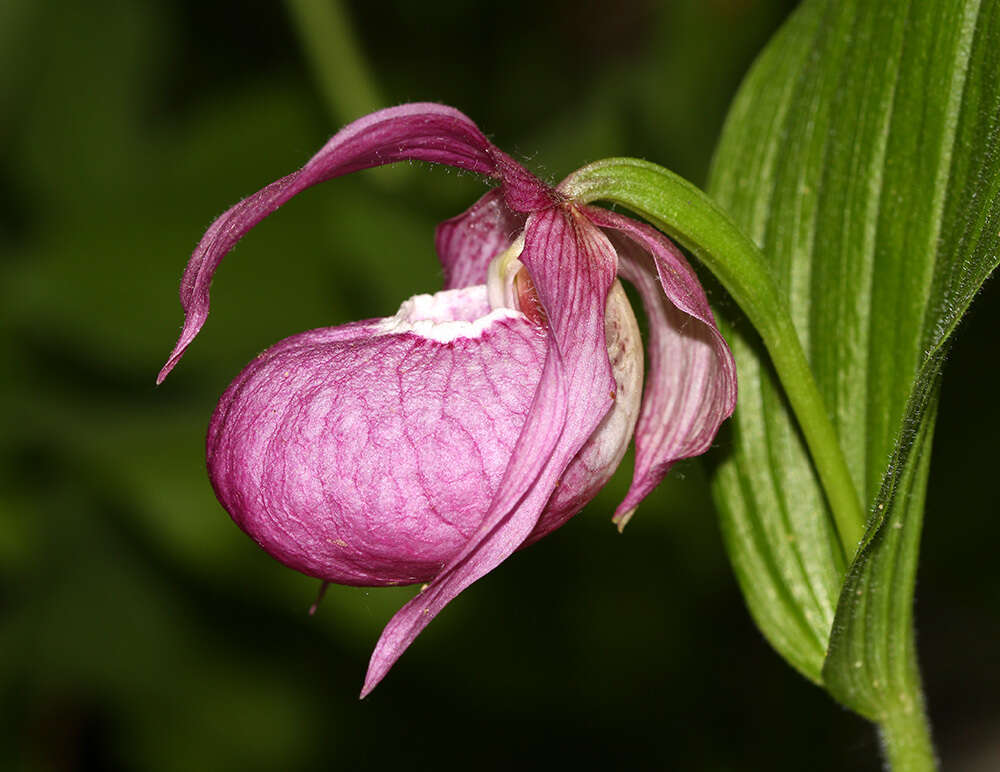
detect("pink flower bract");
top-left (158, 103), bottom-right (737, 697)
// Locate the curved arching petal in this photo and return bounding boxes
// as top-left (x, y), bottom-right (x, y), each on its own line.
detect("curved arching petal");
top-left (435, 188), bottom-right (526, 289)
top-left (362, 206), bottom-right (618, 696)
top-left (584, 206), bottom-right (737, 528)
top-left (158, 103), bottom-right (549, 384)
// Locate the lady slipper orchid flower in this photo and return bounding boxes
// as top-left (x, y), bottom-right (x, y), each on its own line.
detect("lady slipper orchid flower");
top-left (158, 103), bottom-right (737, 697)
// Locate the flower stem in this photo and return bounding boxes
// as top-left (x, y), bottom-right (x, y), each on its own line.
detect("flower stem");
top-left (879, 697), bottom-right (936, 772)
top-left (284, 0), bottom-right (384, 123)
top-left (563, 158), bottom-right (866, 560)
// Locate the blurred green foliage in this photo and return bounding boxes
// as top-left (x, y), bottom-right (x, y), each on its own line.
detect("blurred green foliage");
top-left (1, 1), bottom-right (997, 770)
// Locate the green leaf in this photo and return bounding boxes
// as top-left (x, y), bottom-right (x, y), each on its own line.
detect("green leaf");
top-left (563, 157), bottom-right (862, 680)
top-left (567, 1), bottom-right (1000, 747)
top-left (822, 359), bottom-right (940, 722)
top-left (703, 0), bottom-right (1000, 727)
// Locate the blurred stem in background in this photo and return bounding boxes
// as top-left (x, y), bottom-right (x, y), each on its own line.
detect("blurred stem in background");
top-left (284, 0), bottom-right (383, 123)
top-left (284, 0), bottom-right (408, 188)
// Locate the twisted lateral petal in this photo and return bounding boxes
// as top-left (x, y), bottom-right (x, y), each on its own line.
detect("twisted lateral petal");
top-left (520, 208), bottom-right (618, 439)
top-left (157, 103), bottom-right (550, 383)
top-left (585, 206), bottom-right (737, 527)
top-left (361, 347), bottom-right (567, 696)
top-left (512, 210), bottom-right (623, 541)
top-left (363, 207), bottom-right (618, 696)
top-left (526, 278), bottom-right (643, 543)
top-left (436, 188), bottom-right (526, 289)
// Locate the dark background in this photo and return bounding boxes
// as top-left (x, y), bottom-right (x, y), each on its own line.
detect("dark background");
top-left (1, 1), bottom-right (997, 770)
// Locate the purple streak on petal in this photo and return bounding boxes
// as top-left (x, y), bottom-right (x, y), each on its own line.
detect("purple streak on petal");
top-left (517, 207), bottom-right (625, 537)
top-left (362, 207), bottom-right (618, 697)
top-left (584, 206), bottom-right (737, 526)
top-left (435, 189), bottom-right (526, 289)
top-left (157, 103), bottom-right (551, 384)
top-left (519, 208), bottom-right (617, 410)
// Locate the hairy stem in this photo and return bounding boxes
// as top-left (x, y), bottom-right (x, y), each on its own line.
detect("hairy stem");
top-left (879, 697), bottom-right (936, 772)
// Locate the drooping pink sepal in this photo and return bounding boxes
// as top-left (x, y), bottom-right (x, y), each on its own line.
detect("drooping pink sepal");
top-left (157, 103), bottom-right (552, 384)
top-left (583, 206), bottom-right (737, 527)
top-left (362, 344), bottom-right (568, 696)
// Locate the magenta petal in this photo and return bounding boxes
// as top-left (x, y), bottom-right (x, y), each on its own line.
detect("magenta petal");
top-left (491, 151), bottom-right (559, 213)
top-left (519, 207), bottom-right (618, 408)
top-left (435, 188), bottom-right (526, 289)
top-left (362, 207), bottom-right (619, 696)
top-left (584, 206), bottom-right (737, 526)
top-left (517, 207), bottom-right (623, 531)
top-left (208, 288), bottom-right (555, 588)
top-left (362, 346), bottom-right (567, 696)
top-left (526, 279), bottom-right (643, 542)
top-left (158, 103), bottom-right (519, 383)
